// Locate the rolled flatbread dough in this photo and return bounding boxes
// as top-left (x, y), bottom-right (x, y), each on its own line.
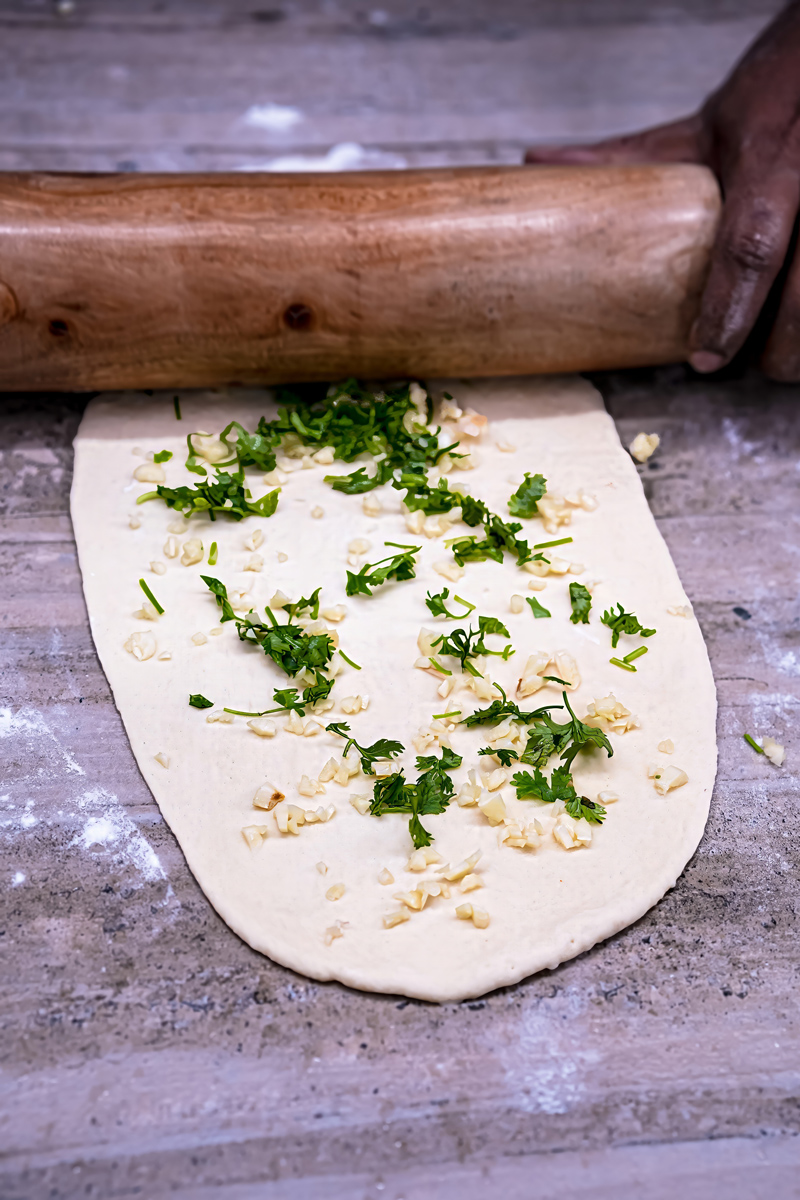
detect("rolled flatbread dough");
top-left (71, 376), bottom-right (717, 1002)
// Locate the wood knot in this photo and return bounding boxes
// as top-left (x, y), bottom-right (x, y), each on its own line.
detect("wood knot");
top-left (48, 318), bottom-right (70, 338)
top-left (0, 281), bottom-right (18, 327)
top-left (283, 303), bottom-right (313, 331)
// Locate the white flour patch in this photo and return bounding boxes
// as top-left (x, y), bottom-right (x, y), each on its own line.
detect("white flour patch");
top-left (495, 993), bottom-right (595, 1115)
top-left (11, 872), bottom-right (25, 887)
top-left (0, 706), bottom-right (85, 776)
top-left (240, 142), bottom-right (407, 173)
top-left (70, 788), bottom-right (166, 883)
top-left (241, 102), bottom-right (304, 132)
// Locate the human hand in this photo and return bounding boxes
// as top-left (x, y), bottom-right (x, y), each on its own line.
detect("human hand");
top-left (524, 2), bottom-right (800, 381)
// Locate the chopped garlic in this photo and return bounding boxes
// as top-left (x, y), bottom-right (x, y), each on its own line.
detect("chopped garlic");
top-left (433, 560), bottom-right (464, 583)
top-left (585, 693), bottom-right (639, 735)
top-left (668, 604), bottom-right (693, 618)
top-left (270, 590), bottom-right (290, 610)
top-left (253, 782), bottom-right (285, 811)
top-left (456, 903), bottom-right (474, 921)
top-left (228, 589), bottom-right (253, 611)
top-left (597, 790), bottom-right (620, 805)
top-left (133, 462), bottom-right (165, 484)
top-left (456, 903), bottom-right (490, 928)
top-left (517, 650), bottom-right (551, 697)
top-left (150, 560), bottom-right (166, 576)
top-left (190, 432), bottom-right (229, 464)
top-left (478, 792), bottom-right (506, 825)
top-left (362, 494), bottom-right (382, 517)
top-left (167, 517), bottom-right (189, 535)
top-left (407, 847), bottom-right (441, 872)
top-left (553, 814), bottom-right (592, 849)
top-left (762, 737), bottom-right (786, 767)
top-left (263, 469), bottom-right (288, 487)
top-left (310, 506), bottom-right (325, 519)
top-left (247, 718), bottom-right (276, 738)
top-left (326, 883), bottom-right (345, 901)
top-left (457, 769), bottom-right (482, 807)
top-left (321, 605), bottom-right (346, 622)
top-left (460, 874), bottom-right (483, 892)
top-left (324, 924), bottom-right (344, 945)
top-left (548, 557), bottom-right (571, 575)
top-left (244, 553), bottom-right (264, 572)
top-left (128, 514), bottom-right (141, 530)
top-left (553, 650), bottom-right (580, 690)
top-left (484, 768), bottom-right (508, 793)
top-left (350, 794), bottom-right (371, 815)
top-left (340, 695), bottom-right (366, 715)
top-left (205, 709), bottom-right (234, 724)
top-left (383, 910), bottom-right (410, 929)
top-left (438, 851), bottom-right (481, 882)
top-left (495, 438), bottom-right (516, 453)
top-left (163, 536), bottom-right (179, 559)
top-left (244, 528), bottom-right (264, 551)
top-left (284, 711), bottom-right (305, 735)
top-left (658, 739), bottom-right (674, 754)
top-left (378, 867), bottom-right (394, 886)
top-left (241, 825), bottom-right (269, 848)
top-left (629, 432), bottom-right (660, 462)
top-left (527, 577), bottom-right (547, 592)
top-left (157, 651), bottom-right (172, 661)
top-left (154, 752), bottom-right (170, 769)
top-left (303, 720), bottom-right (322, 737)
top-left (133, 602), bottom-right (159, 622)
top-left (191, 632), bottom-right (208, 646)
top-left (312, 446), bottom-right (335, 465)
top-left (181, 539), bottom-right (203, 566)
top-left (298, 774), bottom-right (326, 797)
top-left (124, 631), bottom-right (157, 661)
top-left (648, 763), bottom-right (689, 795)
top-left (394, 889), bottom-right (425, 911)
top-left (569, 562), bottom-right (585, 575)
top-left (277, 551), bottom-right (289, 563)
top-left (275, 803), bottom-right (306, 835)
top-left (348, 537), bottom-right (371, 555)
top-left (316, 861), bottom-right (328, 875)
top-left (509, 594), bottom-right (525, 615)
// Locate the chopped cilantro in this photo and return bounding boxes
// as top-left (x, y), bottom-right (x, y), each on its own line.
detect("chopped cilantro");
top-left (459, 494), bottom-right (490, 527)
top-left (208, 541), bottom-right (218, 565)
top-left (430, 615), bottom-right (513, 677)
top-left (326, 722), bottom-right (404, 775)
top-left (346, 542), bottom-right (421, 597)
top-left (508, 472), bottom-right (547, 518)
top-left (173, 396), bottom-right (181, 420)
top-left (478, 746), bottom-right (520, 766)
top-left (189, 694), bottom-right (214, 709)
top-left (138, 467), bottom-right (280, 522)
top-left (326, 462), bottom-right (393, 494)
top-left (534, 537), bottom-right (573, 549)
top-left (744, 733), bottom-right (765, 754)
top-left (600, 602), bottom-right (656, 648)
top-left (449, 512), bottom-right (543, 569)
top-left (394, 473), bottom-right (462, 514)
top-left (569, 582), bottom-right (593, 625)
top-left (138, 578), bottom-right (164, 614)
top-left (153, 449), bottom-right (173, 463)
top-left (225, 673), bottom-right (335, 718)
top-left (284, 588), bottom-right (321, 622)
top-left (201, 576), bottom-right (335, 677)
top-left (512, 764), bottom-right (606, 824)
top-left (526, 596), bottom-right (551, 619)
top-left (369, 747), bottom-right (462, 848)
top-left (461, 684), bottom-right (562, 728)
top-left (425, 588), bottom-right (476, 620)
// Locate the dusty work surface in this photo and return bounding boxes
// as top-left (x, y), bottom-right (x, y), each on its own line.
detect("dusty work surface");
top-left (0, 368), bottom-right (798, 1198)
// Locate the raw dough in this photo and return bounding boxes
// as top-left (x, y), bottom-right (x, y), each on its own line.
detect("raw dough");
top-left (71, 376), bottom-right (717, 1002)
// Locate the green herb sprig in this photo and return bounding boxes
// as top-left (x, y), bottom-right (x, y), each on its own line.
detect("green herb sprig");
top-left (326, 722), bottom-right (405, 775)
top-left (346, 543), bottom-right (421, 597)
top-left (601, 603), bottom-right (656, 648)
top-left (425, 588), bottom-right (476, 620)
top-left (512, 764), bottom-right (607, 824)
top-left (138, 468), bottom-right (279, 522)
top-left (369, 747), bottom-right (463, 848)
top-left (430, 616), bottom-right (513, 677)
top-left (569, 582), bottom-right (593, 625)
top-left (508, 472), bottom-right (547, 518)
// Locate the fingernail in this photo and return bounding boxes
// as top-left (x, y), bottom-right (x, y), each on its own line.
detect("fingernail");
top-left (689, 351), bottom-right (726, 374)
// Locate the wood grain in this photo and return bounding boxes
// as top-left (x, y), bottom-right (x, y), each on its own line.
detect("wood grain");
top-left (0, 165), bottom-right (719, 389)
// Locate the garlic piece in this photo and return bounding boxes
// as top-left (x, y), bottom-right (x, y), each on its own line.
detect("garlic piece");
top-left (154, 752), bottom-right (170, 769)
top-left (762, 737), bottom-right (786, 767)
top-left (324, 924), bottom-right (344, 945)
top-left (312, 446), bottom-right (335, 465)
top-left (247, 718), bottom-right (277, 738)
top-left (383, 910), bottom-right (410, 929)
top-left (133, 463), bottom-right (165, 484)
top-left (244, 554), bottom-right (264, 572)
top-left (658, 738), bottom-right (674, 754)
top-left (629, 432), bottom-right (660, 463)
top-left (128, 515), bottom-right (141, 530)
top-left (349, 794), bottom-right (371, 815)
top-left (509, 594), bottom-right (525, 614)
top-left (253, 782), bottom-right (285, 811)
top-left (326, 883), bottom-right (345, 902)
top-left (478, 792), bottom-right (506, 825)
top-left (124, 631), bottom-right (157, 661)
top-left (163, 536), bottom-right (179, 559)
top-left (244, 529), bottom-right (264, 551)
top-left (362, 494), bottom-right (382, 517)
top-left (378, 868), bottom-right (394, 886)
top-left (597, 790), bottom-right (620, 805)
top-left (438, 851), bottom-right (481, 882)
top-left (150, 560), bottom-right (166, 576)
top-left (433, 560), bottom-right (464, 583)
top-left (181, 538), bottom-right (204, 566)
top-left (648, 763), bottom-right (689, 795)
top-left (311, 506), bottom-right (325, 519)
top-left (191, 632), bottom-right (207, 646)
top-left (241, 825), bottom-right (269, 848)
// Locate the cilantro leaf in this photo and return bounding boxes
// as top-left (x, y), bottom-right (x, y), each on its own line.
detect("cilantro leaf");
top-left (569, 582), bottom-right (593, 625)
top-left (201, 575), bottom-right (237, 622)
top-left (512, 765), bottom-right (607, 823)
top-left (153, 449), bottom-right (173, 463)
top-left (600, 602), bottom-right (657, 648)
top-left (526, 596), bottom-right (551, 619)
top-left (369, 747), bottom-right (461, 848)
top-left (189, 693), bottom-right (214, 709)
top-left (284, 588), bottom-right (321, 622)
top-left (508, 472), bottom-right (547, 518)
top-left (459, 494), bottom-right (490, 527)
top-left (461, 684), bottom-right (562, 728)
top-left (430, 615), bottom-right (513, 677)
top-left (325, 461), bottom-right (394, 494)
top-left (478, 746), bottom-right (519, 766)
top-left (345, 542), bottom-right (421, 597)
top-left (326, 722), bottom-right (404, 775)
top-left (139, 468), bottom-right (280, 522)
top-left (395, 474), bottom-right (461, 514)
top-left (425, 588), bottom-right (476, 620)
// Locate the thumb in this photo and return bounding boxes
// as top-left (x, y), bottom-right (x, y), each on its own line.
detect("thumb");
top-left (524, 114), bottom-right (705, 166)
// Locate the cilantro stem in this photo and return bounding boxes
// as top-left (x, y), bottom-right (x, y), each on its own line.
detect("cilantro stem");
top-left (542, 675), bottom-right (571, 685)
top-left (136, 490), bottom-right (159, 505)
top-left (610, 657), bottom-right (637, 672)
top-left (173, 396), bottom-right (182, 420)
top-left (338, 650), bottom-right (362, 670)
top-left (208, 541), bottom-right (218, 566)
top-left (138, 578), bottom-right (164, 614)
top-left (432, 710), bottom-right (461, 720)
top-left (533, 537), bottom-right (573, 549)
top-left (623, 645), bottom-right (648, 663)
top-left (453, 594), bottom-right (475, 614)
top-left (744, 733), bottom-right (764, 754)
top-left (429, 658), bottom-right (452, 676)
top-left (223, 707), bottom-right (264, 717)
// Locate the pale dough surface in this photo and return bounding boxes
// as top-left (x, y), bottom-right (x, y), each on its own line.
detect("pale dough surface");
top-left (71, 376), bottom-right (717, 1002)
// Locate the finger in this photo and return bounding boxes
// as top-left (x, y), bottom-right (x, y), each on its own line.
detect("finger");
top-left (689, 169), bottom-right (800, 372)
top-left (761, 233), bottom-right (800, 381)
top-left (524, 114), bottom-right (704, 166)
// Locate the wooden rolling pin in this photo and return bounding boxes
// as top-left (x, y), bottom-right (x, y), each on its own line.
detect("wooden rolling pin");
top-left (0, 165), bottom-right (720, 391)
